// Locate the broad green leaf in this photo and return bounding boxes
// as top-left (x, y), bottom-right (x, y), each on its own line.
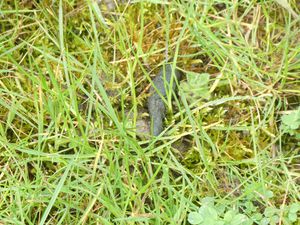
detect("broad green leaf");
top-left (187, 72), bottom-right (210, 87)
top-left (259, 218), bottom-right (270, 225)
top-left (282, 108), bottom-right (300, 127)
top-left (180, 72), bottom-right (211, 101)
top-left (198, 205), bottom-right (219, 224)
top-left (252, 213), bottom-right (263, 221)
top-left (264, 206), bottom-right (279, 217)
top-left (289, 202), bottom-right (300, 213)
top-left (288, 212), bottom-right (297, 222)
top-left (188, 212), bottom-right (203, 224)
top-left (230, 214), bottom-right (249, 225)
top-left (216, 204), bottom-right (226, 214)
top-left (201, 197), bottom-right (215, 207)
top-left (281, 108), bottom-right (300, 135)
top-left (264, 190), bottom-right (274, 199)
top-left (288, 203), bottom-right (300, 222)
top-left (244, 201), bottom-right (256, 212)
top-left (198, 205), bottom-right (218, 219)
top-left (224, 210), bottom-right (235, 222)
top-left (282, 113), bottom-right (299, 126)
top-left (270, 215), bottom-right (279, 224)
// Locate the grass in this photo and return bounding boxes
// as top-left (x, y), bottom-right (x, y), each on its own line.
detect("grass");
top-left (0, 0), bottom-right (299, 224)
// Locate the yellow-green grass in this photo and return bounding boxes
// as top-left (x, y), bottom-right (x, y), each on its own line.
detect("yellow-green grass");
top-left (0, 0), bottom-right (299, 224)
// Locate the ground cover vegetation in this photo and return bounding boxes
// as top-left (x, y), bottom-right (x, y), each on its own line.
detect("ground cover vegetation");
top-left (0, 0), bottom-right (299, 224)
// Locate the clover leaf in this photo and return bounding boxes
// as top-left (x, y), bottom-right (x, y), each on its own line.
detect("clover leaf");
top-left (281, 107), bottom-right (300, 135)
top-left (188, 205), bottom-right (220, 225)
top-left (223, 210), bottom-right (249, 225)
top-left (188, 212), bottom-right (203, 224)
top-left (288, 203), bottom-right (300, 222)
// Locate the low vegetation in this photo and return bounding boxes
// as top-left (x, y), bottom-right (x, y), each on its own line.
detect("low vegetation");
top-left (0, 0), bottom-right (299, 224)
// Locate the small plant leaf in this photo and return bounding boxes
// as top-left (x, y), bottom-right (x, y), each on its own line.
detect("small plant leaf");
top-left (252, 212), bottom-right (263, 221)
top-left (224, 210), bottom-right (235, 222)
top-left (264, 190), bottom-right (274, 199)
top-left (288, 212), bottom-right (297, 222)
top-left (260, 218), bottom-right (270, 225)
top-left (281, 108), bottom-right (300, 135)
top-left (224, 210), bottom-right (249, 225)
top-left (289, 202), bottom-right (300, 213)
top-left (288, 202), bottom-right (300, 222)
top-left (230, 214), bottom-right (249, 225)
top-left (186, 72), bottom-right (210, 86)
top-left (282, 113), bottom-right (299, 127)
top-left (244, 201), bottom-right (256, 213)
top-left (201, 197), bottom-right (215, 207)
top-left (180, 72), bottom-right (211, 101)
top-left (188, 212), bottom-right (203, 224)
top-left (270, 215), bottom-right (280, 224)
top-left (198, 205), bottom-right (219, 224)
top-left (199, 205), bottom-right (218, 219)
top-left (216, 204), bottom-right (226, 214)
top-left (264, 206), bottom-right (279, 217)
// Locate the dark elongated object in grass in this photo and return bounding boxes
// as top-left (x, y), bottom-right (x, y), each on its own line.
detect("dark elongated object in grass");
top-left (147, 65), bottom-right (182, 136)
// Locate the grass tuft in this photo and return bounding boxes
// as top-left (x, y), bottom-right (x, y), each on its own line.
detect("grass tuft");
top-left (0, 0), bottom-right (299, 224)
